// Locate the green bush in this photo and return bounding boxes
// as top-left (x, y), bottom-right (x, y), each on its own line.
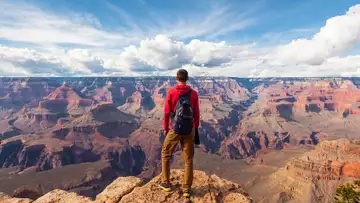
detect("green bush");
top-left (334, 180), bottom-right (360, 203)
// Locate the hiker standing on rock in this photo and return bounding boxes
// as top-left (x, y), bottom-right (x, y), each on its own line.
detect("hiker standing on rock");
top-left (159, 69), bottom-right (200, 198)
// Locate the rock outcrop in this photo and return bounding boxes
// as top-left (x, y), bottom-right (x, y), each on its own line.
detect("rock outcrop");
top-left (92, 82), bottom-right (114, 104)
top-left (221, 79), bottom-right (360, 160)
top-left (0, 102), bottom-right (143, 174)
top-left (0, 170), bottom-right (253, 203)
top-left (32, 190), bottom-right (93, 203)
top-left (0, 192), bottom-right (32, 203)
top-left (268, 139), bottom-right (360, 202)
top-left (119, 170), bottom-right (252, 203)
top-left (95, 176), bottom-right (143, 203)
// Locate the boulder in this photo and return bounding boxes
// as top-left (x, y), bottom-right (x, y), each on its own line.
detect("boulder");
top-left (32, 189), bottom-right (92, 203)
top-left (96, 177), bottom-right (143, 203)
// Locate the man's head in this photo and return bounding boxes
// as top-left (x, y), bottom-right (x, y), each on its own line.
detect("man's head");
top-left (176, 69), bottom-right (188, 84)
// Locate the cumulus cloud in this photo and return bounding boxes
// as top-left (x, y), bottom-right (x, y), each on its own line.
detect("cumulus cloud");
top-left (109, 35), bottom-right (251, 72)
top-left (272, 4), bottom-right (360, 66)
top-left (0, 61), bottom-right (30, 76)
top-left (0, 35), bottom-right (257, 76)
top-left (0, 46), bottom-right (104, 76)
top-left (0, 46), bottom-right (64, 75)
top-left (66, 49), bottom-right (106, 73)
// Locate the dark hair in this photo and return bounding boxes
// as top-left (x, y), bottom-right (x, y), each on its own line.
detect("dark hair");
top-left (176, 69), bottom-right (188, 82)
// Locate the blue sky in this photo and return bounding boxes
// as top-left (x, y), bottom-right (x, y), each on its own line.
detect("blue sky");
top-left (0, 0), bottom-right (360, 77)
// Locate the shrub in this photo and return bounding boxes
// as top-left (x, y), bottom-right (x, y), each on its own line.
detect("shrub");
top-left (334, 180), bottom-right (360, 203)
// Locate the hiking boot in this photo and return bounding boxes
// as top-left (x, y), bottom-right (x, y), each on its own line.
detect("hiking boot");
top-left (183, 190), bottom-right (191, 198)
top-left (158, 182), bottom-right (172, 192)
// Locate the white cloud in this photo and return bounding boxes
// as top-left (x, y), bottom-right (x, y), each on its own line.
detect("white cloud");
top-left (157, 5), bottom-right (256, 40)
top-left (103, 0), bottom-right (256, 41)
top-left (0, 46), bottom-right (101, 76)
top-left (123, 35), bottom-right (188, 70)
top-left (105, 35), bottom-right (255, 72)
top-left (0, 61), bottom-right (30, 76)
top-left (0, 2), bottom-right (360, 77)
top-left (272, 4), bottom-right (360, 66)
top-left (0, 2), bottom-right (136, 47)
top-left (0, 1), bottom-right (256, 48)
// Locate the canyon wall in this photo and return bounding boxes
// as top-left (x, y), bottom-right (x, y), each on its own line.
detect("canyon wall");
top-left (2, 77), bottom-right (360, 200)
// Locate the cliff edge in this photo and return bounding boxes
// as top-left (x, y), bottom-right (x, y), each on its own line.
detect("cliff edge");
top-left (0, 170), bottom-right (253, 203)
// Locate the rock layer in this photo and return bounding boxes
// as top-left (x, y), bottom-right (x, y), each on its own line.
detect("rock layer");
top-left (269, 139), bottom-right (360, 202)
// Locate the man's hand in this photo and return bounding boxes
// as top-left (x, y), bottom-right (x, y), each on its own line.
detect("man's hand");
top-left (195, 128), bottom-right (200, 145)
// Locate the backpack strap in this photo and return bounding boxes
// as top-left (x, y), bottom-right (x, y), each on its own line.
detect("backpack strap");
top-left (178, 89), bottom-right (192, 105)
top-left (171, 89), bottom-right (192, 118)
top-left (180, 89), bottom-right (192, 100)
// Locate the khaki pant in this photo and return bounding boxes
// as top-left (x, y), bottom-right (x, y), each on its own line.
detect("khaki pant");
top-left (161, 129), bottom-right (195, 190)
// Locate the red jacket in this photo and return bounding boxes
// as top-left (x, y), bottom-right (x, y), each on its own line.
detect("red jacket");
top-left (163, 84), bottom-right (200, 135)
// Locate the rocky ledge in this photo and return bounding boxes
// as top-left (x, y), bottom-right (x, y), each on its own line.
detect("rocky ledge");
top-left (0, 170), bottom-right (252, 203)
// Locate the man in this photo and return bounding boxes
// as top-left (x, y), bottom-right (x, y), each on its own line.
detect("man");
top-left (159, 69), bottom-right (200, 198)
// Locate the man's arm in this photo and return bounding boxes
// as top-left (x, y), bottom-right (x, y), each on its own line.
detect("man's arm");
top-left (163, 91), bottom-right (171, 136)
top-left (193, 91), bottom-right (200, 129)
top-left (193, 91), bottom-right (200, 145)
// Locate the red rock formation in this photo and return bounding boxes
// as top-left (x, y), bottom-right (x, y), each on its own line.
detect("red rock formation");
top-left (282, 139), bottom-right (360, 179)
top-left (119, 90), bottom-right (156, 116)
top-left (45, 82), bottom-right (81, 101)
top-left (249, 80), bottom-right (360, 116)
top-left (92, 82), bottom-right (113, 103)
top-left (342, 162), bottom-right (360, 177)
top-left (151, 81), bottom-right (172, 108)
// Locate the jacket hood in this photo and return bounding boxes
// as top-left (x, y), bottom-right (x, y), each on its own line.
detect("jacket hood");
top-left (174, 84), bottom-right (191, 95)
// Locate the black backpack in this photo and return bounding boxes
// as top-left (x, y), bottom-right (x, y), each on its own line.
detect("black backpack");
top-left (171, 89), bottom-right (194, 135)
